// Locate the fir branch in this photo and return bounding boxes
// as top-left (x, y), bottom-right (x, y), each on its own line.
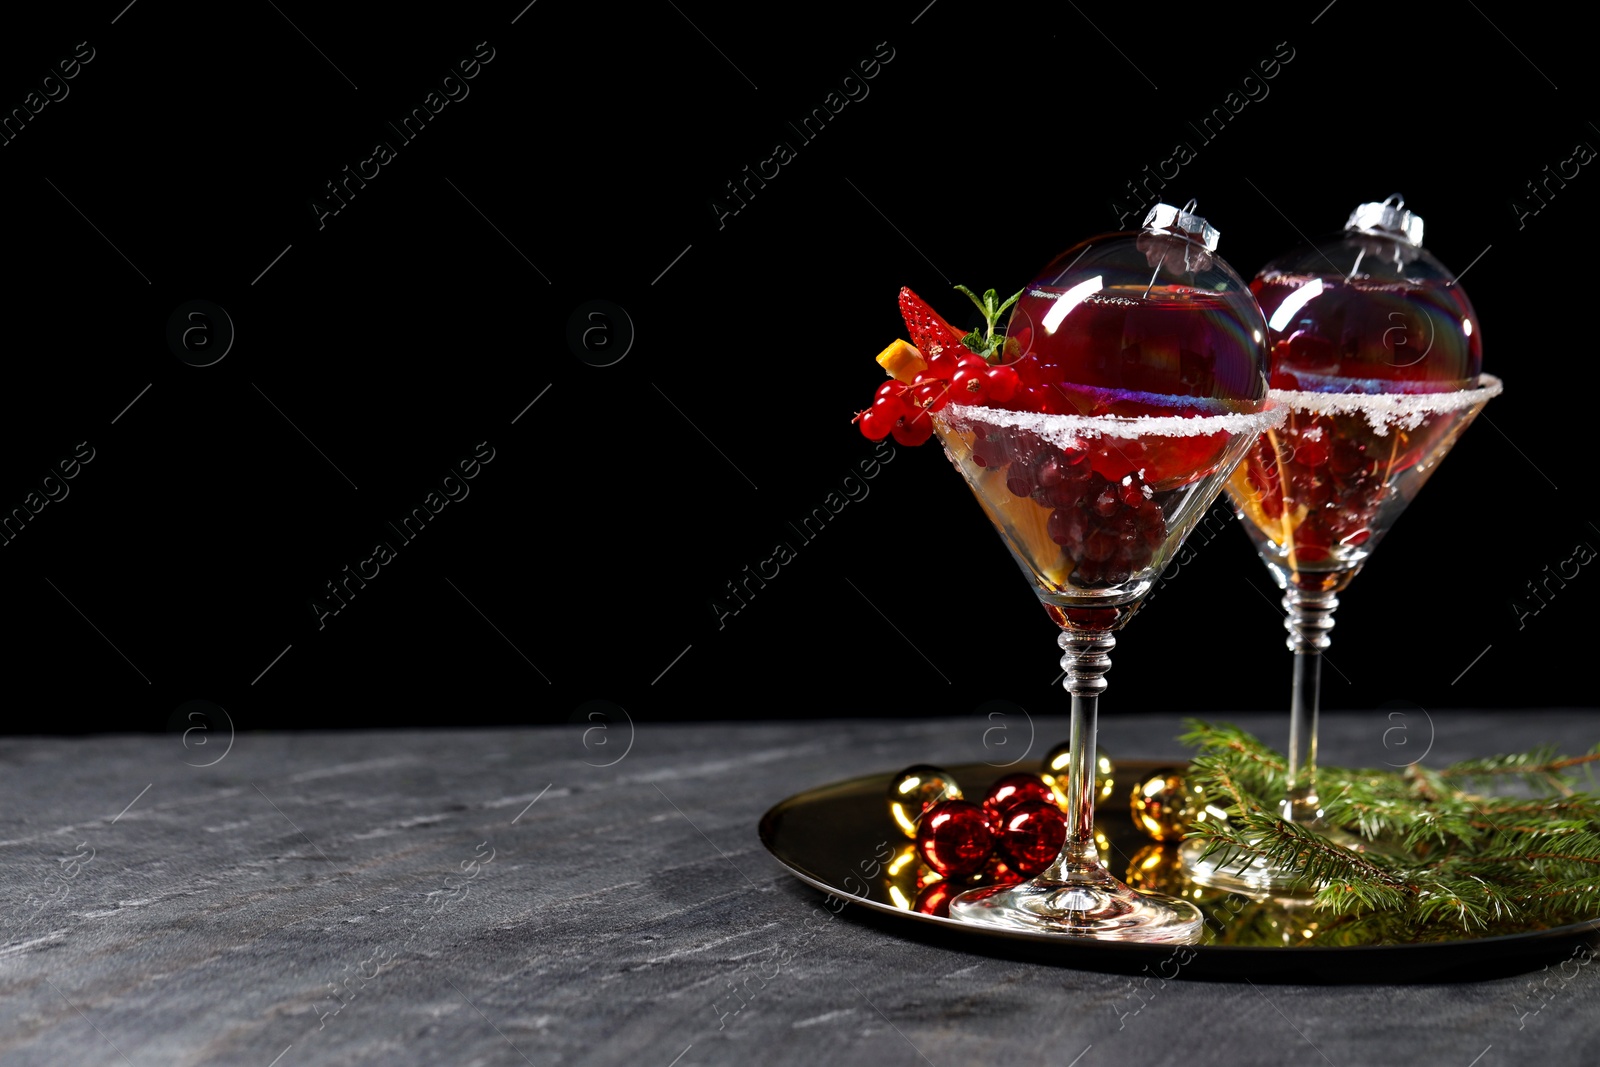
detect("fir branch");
top-left (1180, 722), bottom-right (1600, 942)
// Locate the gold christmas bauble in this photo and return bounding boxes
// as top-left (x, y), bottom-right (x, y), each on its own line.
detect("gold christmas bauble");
top-left (1042, 742), bottom-right (1115, 807)
top-left (887, 765), bottom-right (963, 839)
top-left (882, 844), bottom-right (926, 910)
top-left (1129, 767), bottom-right (1205, 842)
top-left (1125, 843), bottom-right (1190, 896)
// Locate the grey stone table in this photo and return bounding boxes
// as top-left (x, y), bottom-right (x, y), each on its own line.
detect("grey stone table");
top-left (3, 711), bottom-right (1597, 1067)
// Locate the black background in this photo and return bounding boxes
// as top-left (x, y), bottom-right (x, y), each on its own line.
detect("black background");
top-left (0, 1), bottom-right (1588, 735)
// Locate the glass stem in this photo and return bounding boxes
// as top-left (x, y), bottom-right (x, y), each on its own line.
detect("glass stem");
top-left (1281, 589), bottom-right (1338, 824)
top-left (1043, 629), bottom-right (1115, 881)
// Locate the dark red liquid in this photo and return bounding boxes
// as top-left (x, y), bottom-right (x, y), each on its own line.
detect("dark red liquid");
top-left (1231, 402), bottom-right (1482, 590)
top-left (1252, 275), bottom-right (1481, 393)
top-left (1236, 266), bottom-right (1487, 587)
top-left (992, 285), bottom-right (1268, 492)
top-left (1007, 284), bottom-right (1268, 412)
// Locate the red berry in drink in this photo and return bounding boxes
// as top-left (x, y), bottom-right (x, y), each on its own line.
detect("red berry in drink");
top-left (1084, 529), bottom-right (1118, 563)
top-left (971, 432), bottom-right (1008, 468)
top-left (1035, 481), bottom-right (1085, 508)
top-left (1092, 485), bottom-right (1120, 518)
top-left (1297, 437), bottom-right (1330, 468)
top-left (1119, 475), bottom-right (1151, 507)
top-left (1329, 440), bottom-right (1366, 476)
top-left (1088, 436), bottom-right (1149, 484)
top-left (1003, 427), bottom-right (1047, 469)
top-left (1074, 556), bottom-right (1105, 585)
top-left (1293, 520), bottom-right (1331, 562)
top-left (1036, 452), bottom-right (1070, 488)
top-left (1048, 505), bottom-right (1091, 551)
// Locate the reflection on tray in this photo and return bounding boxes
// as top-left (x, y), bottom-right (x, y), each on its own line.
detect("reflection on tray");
top-left (846, 764), bottom-right (1589, 949)
top-left (762, 761), bottom-right (1600, 980)
top-left (878, 835), bottom-right (1340, 948)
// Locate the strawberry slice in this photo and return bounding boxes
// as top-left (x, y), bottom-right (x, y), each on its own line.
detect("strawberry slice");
top-left (899, 287), bottom-right (972, 364)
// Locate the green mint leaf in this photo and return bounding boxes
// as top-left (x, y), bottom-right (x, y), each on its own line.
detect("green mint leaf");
top-left (957, 284), bottom-right (1026, 353)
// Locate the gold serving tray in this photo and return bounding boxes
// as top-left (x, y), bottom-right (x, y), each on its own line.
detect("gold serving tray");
top-left (759, 760), bottom-right (1600, 982)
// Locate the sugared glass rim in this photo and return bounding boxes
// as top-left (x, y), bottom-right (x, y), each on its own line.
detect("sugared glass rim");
top-left (936, 398), bottom-right (1287, 443)
top-left (1269, 373), bottom-right (1502, 434)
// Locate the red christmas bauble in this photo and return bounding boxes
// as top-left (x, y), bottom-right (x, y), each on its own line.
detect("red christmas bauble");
top-left (979, 855), bottom-right (1026, 886)
top-left (994, 800), bottom-right (1067, 876)
top-left (913, 879), bottom-right (957, 917)
top-left (915, 799), bottom-right (996, 877)
top-left (981, 773), bottom-right (1058, 818)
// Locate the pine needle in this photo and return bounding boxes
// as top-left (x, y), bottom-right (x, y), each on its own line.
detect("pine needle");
top-left (1180, 720), bottom-right (1600, 940)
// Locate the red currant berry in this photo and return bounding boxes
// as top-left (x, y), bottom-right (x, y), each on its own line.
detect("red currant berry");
top-left (1292, 520), bottom-right (1332, 562)
top-left (971, 431), bottom-right (1008, 468)
top-left (950, 367), bottom-right (990, 406)
top-left (873, 394), bottom-right (904, 418)
top-left (1003, 427), bottom-right (1046, 467)
top-left (983, 365), bottom-right (1020, 404)
top-left (1073, 556), bottom-right (1106, 585)
top-left (1084, 529), bottom-right (1118, 562)
top-left (1124, 538), bottom-right (1155, 569)
top-left (1034, 481), bottom-right (1085, 508)
top-left (874, 381), bottom-right (910, 416)
top-left (891, 408), bottom-right (933, 447)
top-left (913, 380), bottom-right (951, 413)
top-left (1297, 438), bottom-right (1330, 468)
top-left (955, 354), bottom-right (989, 373)
top-left (1036, 452), bottom-right (1069, 488)
top-left (1048, 505), bottom-right (1091, 551)
top-left (925, 348), bottom-right (958, 379)
top-left (858, 408), bottom-right (893, 441)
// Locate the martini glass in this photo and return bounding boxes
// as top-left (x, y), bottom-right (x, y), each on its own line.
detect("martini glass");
top-left (1181, 197), bottom-right (1503, 894)
top-left (931, 204), bottom-right (1284, 940)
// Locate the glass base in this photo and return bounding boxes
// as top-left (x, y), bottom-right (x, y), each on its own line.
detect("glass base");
top-left (948, 868), bottom-right (1202, 943)
top-left (1179, 837), bottom-right (1316, 897)
top-left (1178, 823), bottom-right (1367, 899)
